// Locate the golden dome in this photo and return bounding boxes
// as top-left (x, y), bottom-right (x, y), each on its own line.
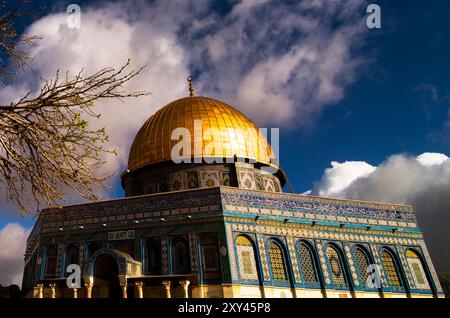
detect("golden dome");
top-left (128, 96), bottom-right (277, 172)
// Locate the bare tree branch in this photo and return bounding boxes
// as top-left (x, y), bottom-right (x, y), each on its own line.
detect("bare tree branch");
top-left (0, 60), bottom-right (149, 214)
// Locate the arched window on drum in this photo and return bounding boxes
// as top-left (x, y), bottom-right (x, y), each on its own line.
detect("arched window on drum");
top-left (406, 249), bottom-right (432, 291)
top-left (298, 241), bottom-right (322, 287)
top-left (235, 235), bottom-right (260, 283)
top-left (326, 245), bottom-right (350, 288)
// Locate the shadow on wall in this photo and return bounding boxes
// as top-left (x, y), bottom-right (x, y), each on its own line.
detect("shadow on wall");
top-left (0, 284), bottom-right (22, 298)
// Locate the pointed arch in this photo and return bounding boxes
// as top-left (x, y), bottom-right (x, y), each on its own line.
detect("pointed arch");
top-left (171, 236), bottom-right (190, 274)
top-left (45, 245), bottom-right (58, 278)
top-left (200, 233), bottom-right (221, 282)
top-left (353, 245), bottom-right (373, 289)
top-left (297, 240), bottom-right (323, 288)
top-left (325, 244), bottom-right (351, 289)
top-left (267, 239), bottom-right (290, 284)
top-left (235, 234), bottom-right (261, 283)
top-left (405, 248), bottom-right (435, 293)
top-left (145, 238), bottom-right (162, 275)
top-left (381, 247), bottom-right (407, 291)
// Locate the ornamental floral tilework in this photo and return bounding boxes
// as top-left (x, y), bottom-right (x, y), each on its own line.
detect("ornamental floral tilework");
top-left (381, 250), bottom-right (402, 288)
top-left (326, 245), bottom-right (348, 288)
top-left (161, 238), bottom-right (169, 274)
top-left (370, 245), bottom-right (387, 287)
top-left (406, 250), bottom-right (430, 290)
top-left (353, 247), bottom-right (370, 288)
top-left (257, 236), bottom-right (270, 281)
top-left (235, 235), bottom-right (259, 281)
top-left (344, 244), bottom-right (359, 287)
top-left (287, 238), bottom-right (301, 283)
top-left (189, 233), bottom-right (198, 273)
top-left (298, 242), bottom-right (319, 284)
top-left (226, 224), bottom-right (239, 281)
top-left (398, 247), bottom-right (415, 290)
top-left (268, 241), bottom-right (287, 281)
top-left (317, 242), bottom-right (331, 285)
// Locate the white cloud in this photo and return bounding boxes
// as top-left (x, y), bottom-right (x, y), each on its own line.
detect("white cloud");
top-left (0, 223), bottom-right (31, 286)
top-left (311, 152), bottom-right (450, 272)
top-left (187, 0), bottom-right (369, 126)
top-left (313, 161), bottom-right (376, 197)
top-left (416, 152), bottom-right (449, 166)
top-left (0, 0), bottom-right (371, 203)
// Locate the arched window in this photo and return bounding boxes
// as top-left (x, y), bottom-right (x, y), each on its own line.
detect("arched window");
top-left (268, 240), bottom-right (288, 282)
top-left (45, 245), bottom-right (58, 278)
top-left (65, 245), bottom-right (79, 266)
top-left (298, 241), bottom-right (321, 286)
top-left (171, 237), bottom-right (190, 274)
top-left (235, 235), bottom-right (260, 282)
top-left (200, 234), bottom-right (220, 281)
top-left (326, 245), bottom-right (349, 288)
top-left (87, 242), bottom-right (101, 259)
top-left (406, 249), bottom-right (431, 290)
top-left (146, 239), bottom-right (161, 274)
top-left (381, 249), bottom-right (403, 289)
top-left (354, 246), bottom-right (371, 288)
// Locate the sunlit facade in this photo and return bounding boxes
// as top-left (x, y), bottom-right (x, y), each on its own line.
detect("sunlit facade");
top-left (21, 92), bottom-right (444, 298)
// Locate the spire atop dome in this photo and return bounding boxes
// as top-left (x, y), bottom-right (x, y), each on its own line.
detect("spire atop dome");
top-left (187, 75), bottom-right (195, 97)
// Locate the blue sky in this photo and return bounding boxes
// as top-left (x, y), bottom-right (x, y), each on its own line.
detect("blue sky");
top-left (1, 0), bottom-right (450, 284)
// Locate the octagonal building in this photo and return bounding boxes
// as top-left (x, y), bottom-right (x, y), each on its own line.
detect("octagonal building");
top-left (21, 84), bottom-right (444, 298)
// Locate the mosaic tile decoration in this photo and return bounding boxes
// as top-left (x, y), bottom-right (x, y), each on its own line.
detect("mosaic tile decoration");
top-left (200, 171), bottom-right (220, 188)
top-left (287, 238), bottom-right (301, 283)
top-left (225, 223), bottom-right (239, 281)
top-left (344, 244), bottom-right (359, 287)
top-left (298, 242), bottom-right (319, 284)
top-left (221, 187), bottom-right (415, 221)
top-left (326, 245), bottom-right (348, 288)
top-left (257, 236), bottom-right (271, 281)
top-left (239, 171), bottom-right (256, 190)
top-left (161, 237), bottom-right (169, 274)
top-left (317, 242), bottom-right (331, 285)
top-left (268, 241), bottom-right (287, 281)
top-left (370, 244), bottom-right (387, 287)
top-left (418, 240), bottom-right (443, 292)
top-left (235, 235), bottom-right (259, 281)
top-left (189, 233), bottom-right (198, 273)
top-left (381, 250), bottom-right (402, 288)
top-left (398, 246), bottom-right (415, 290)
top-left (354, 247), bottom-right (370, 288)
top-left (406, 249), bottom-right (430, 290)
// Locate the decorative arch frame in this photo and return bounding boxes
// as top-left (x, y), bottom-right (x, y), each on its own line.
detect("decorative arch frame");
top-left (61, 244), bottom-right (79, 277)
top-left (198, 232), bottom-right (222, 283)
top-left (324, 242), bottom-right (353, 290)
top-left (265, 237), bottom-right (294, 287)
top-left (84, 248), bottom-right (141, 280)
top-left (380, 246), bottom-right (409, 293)
top-left (351, 244), bottom-right (378, 292)
top-left (233, 233), bottom-right (263, 284)
top-left (405, 247), bottom-right (437, 295)
top-left (295, 239), bottom-right (324, 289)
top-left (169, 236), bottom-right (191, 274)
top-left (143, 237), bottom-right (162, 275)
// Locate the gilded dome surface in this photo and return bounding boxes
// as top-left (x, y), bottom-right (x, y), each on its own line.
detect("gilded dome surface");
top-left (128, 96), bottom-right (277, 172)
